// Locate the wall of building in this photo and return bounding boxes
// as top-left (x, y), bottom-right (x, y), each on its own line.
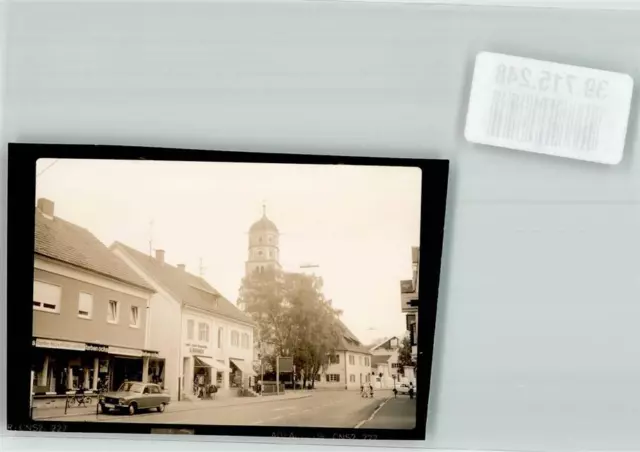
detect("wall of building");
top-left (316, 351), bottom-right (372, 390)
top-left (111, 248), bottom-right (180, 399)
top-left (33, 262), bottom-right (149, 350)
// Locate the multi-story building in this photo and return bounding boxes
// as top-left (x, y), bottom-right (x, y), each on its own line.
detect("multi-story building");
top-left (369, 336), bottom-right (401, 388)
top-left (111, 243), bottom-right (256, 400)
top-left (400, 246), bottom-right (419, 366)
top-left (316, 319), bottom-right (372, 390)
top-left (32, 198), bottom-right (158, 395)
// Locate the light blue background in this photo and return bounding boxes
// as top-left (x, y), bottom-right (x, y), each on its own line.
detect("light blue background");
top-left (2, 1), bottom-right (640, 451)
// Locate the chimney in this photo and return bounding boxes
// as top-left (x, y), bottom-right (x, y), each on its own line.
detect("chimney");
top-left (177, 264), bottom-right (186, 272)
top-left (37, 198), bottom-right (55, 218)
top-left (155, 249), bottom-right (165, 265)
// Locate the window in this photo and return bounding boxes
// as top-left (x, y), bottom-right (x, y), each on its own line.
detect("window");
top-left (358, 356), bottom-right (363, 365)
top-left (365, 357), bottom-right (370, 366)
top-left (348, 355), bottom-right (355, 365)
top-left (259, 236), bottom-right (263, 243)
top-left (231, 330), bottom-right (240, 347)
top-left (316, 374), bottom-right (321, 381)
top-left (187, 320), bottom-right (194, 340)
top-left (350, 374), bottom-right (356, 383)
top-left (329, 354), bottom-right (340, 364)
top-left (77, 292), bottom-right (93, 319)
top-left (326, 374), bottom-right (340, 383)
top-left (391, 363), bottom-right (400, 369)
top-left (268, 236), bottom-right (273, 243)
top-left (129, 306), bottom-right (140, 328)
top-left (258, 250), bottom-right (263, 257)
top-left (107, 300), bottom-right (119, 323)
top-left (217, 327), bottom-right (223, 348)
top-left (269, 250), bottom-right (273, 258)
top-left (365, 374), bottom-right (370, 382)
top-left (150, 385), bottom-right (161, 394)
top-left (198, 322), bottom-right (210, 342)
top-left (241, 333), bottom-right (250, 349)
top-left (33, 280), bottom-right (61, 313)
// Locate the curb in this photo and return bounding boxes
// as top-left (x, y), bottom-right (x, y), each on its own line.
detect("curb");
top-left (33, 393), bottom-right (313, 421)
top-left (354, 397), bottom-right (391, 429)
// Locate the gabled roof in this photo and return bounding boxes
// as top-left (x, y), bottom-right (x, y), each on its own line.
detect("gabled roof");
top-left (111, 242), bottom-right (254, 327)
top-left (35, 209), bottom-right (153, 292)
top-left (370, 336), bottom-right (400, 352)
top-left (334, 318), bottom-right (371, 354)
top-left (371, 354), bottom-right (392, 366)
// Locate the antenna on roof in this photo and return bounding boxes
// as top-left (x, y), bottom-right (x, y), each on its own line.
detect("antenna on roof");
top-left (148, 219), bottom-right (154, 258)
top-left (199, 257), bottom-right (206, 277)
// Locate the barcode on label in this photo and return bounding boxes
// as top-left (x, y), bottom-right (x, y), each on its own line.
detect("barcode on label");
top-left (465, 52), bottom-right (634, 164)
top-left (487, 91), bottom-right (603, 152)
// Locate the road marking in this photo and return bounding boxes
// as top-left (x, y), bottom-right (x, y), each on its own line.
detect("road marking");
top-left (354, 397), bottom-right (391, 429)
top-left (249, 420), bottom-right (264, 425)
top-left (301, 409), bottom-right (312, 413)
top-left (271, 415), bottom-right (284, 420)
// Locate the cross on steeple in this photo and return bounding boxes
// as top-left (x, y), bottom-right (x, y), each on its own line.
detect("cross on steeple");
top-left (262, 200), bottom-right (267, 217)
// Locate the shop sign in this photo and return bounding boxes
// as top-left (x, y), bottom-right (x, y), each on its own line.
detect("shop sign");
top-left (33, 338), bottom-right (85, 351)
top-left (189, 347), bottom-right (205, 355)
top-left (108, 346), bottom-right (142, 357)
top-left (86, 344), bottom-right (109, 353)
top-left (142, 350), bottom-right (159, 358)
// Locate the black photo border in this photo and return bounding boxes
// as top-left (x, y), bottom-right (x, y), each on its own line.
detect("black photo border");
top-left (6, 143), bottom-right (449, 441)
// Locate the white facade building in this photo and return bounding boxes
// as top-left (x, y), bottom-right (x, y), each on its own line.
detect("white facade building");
top-left (369, 336), bottom-right (401, 389)
top-left (315, 320), bottom-right (372, 390)
top-left (111, 243), bottom-right (256, 400)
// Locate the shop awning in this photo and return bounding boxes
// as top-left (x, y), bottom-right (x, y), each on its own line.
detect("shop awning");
top-left (230, 358), bottom-right (256, 377)
top-left (194, 356), bottom-right (217, 368)
top-left (216, 359), bottom-right (231, 372)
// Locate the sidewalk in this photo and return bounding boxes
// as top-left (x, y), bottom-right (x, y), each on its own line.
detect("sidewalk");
top-left (33, 391), bottom-right (312, 420)
top-left (357, 396), bottom-right (416, 429)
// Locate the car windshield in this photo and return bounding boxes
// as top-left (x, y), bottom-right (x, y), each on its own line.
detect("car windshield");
top-left (117, 382), bottom-right (144, 393)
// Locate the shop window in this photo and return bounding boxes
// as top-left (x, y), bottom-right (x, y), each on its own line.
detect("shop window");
top-left (78, 292), bottom-right (93, 319)
top-left (187, 319), bottom-right (194, 340)
top-left (198, 322), bottom-right (210, 342)
top-left (107, 300), bottom-right (119, 323)
top-left (350, 374), bottom-right (356, 383)
top-left (129, 306), bottom-right (140, 328)
top-left (33, 280), bottom-right (61, 313)
top-left (348, 355), bottom-right (355, 365)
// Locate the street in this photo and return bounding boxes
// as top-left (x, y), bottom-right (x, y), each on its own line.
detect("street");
top-left (40, 390), bottom-right (415, 429)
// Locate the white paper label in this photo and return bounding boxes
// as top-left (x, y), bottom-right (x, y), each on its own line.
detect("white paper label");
top-left (465, 52), bottom-right (634, 165)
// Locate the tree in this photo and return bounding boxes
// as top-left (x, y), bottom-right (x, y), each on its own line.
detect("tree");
top-left (397, 335), bottom-right (414, 376)
top-left (238, 267), bottom-right (342, 388)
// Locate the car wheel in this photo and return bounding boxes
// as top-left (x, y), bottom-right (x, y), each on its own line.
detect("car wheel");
top-left (128, 403), bottom-right (137, 415)
top-left (157, 403), bottom-right (165, 413)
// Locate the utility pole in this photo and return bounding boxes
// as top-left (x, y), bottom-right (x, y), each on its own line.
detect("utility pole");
top-left (276, 356), bottom-right (280, 396)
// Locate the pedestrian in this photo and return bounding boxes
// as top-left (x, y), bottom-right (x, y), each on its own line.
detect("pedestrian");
top-left (360, 384), bottom-right (365, 397)
top-left (369, 383), bottom-right (374, 398)
top-left (408, 382), bottom-right (414, 399)
top-left (393, 387), bottom-right (398, 398)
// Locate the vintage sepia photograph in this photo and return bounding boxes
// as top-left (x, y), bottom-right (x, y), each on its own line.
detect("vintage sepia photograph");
top-left (7, 144), bottom-right (447, 440)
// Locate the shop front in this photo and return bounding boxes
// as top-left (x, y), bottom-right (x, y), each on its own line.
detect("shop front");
top-left (31, 337), bottom-right (161, 395)
top-left (229, 358), bottom-right (256, 389)
top-left (182, 342), bottom-right (229, 398)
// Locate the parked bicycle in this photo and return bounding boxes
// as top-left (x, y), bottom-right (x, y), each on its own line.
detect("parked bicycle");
top-left (67, 388), bottom-right (93, 407)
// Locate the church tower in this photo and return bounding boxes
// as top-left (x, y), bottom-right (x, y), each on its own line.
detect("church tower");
top-left (245, 204), bottom-right (281, 276)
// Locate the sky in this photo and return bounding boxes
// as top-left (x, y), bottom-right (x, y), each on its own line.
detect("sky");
top-left (35, 158), bottom-right (421, 345)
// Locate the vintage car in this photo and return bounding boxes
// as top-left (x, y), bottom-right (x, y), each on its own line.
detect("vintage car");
top-left (396, 383), bottom-right (417, 395)
top-left (99, 381), bottom-right (170, 415)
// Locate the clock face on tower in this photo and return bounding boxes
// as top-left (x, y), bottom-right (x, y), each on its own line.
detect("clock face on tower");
top-left (246, 205), bottom-right (281, 276)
